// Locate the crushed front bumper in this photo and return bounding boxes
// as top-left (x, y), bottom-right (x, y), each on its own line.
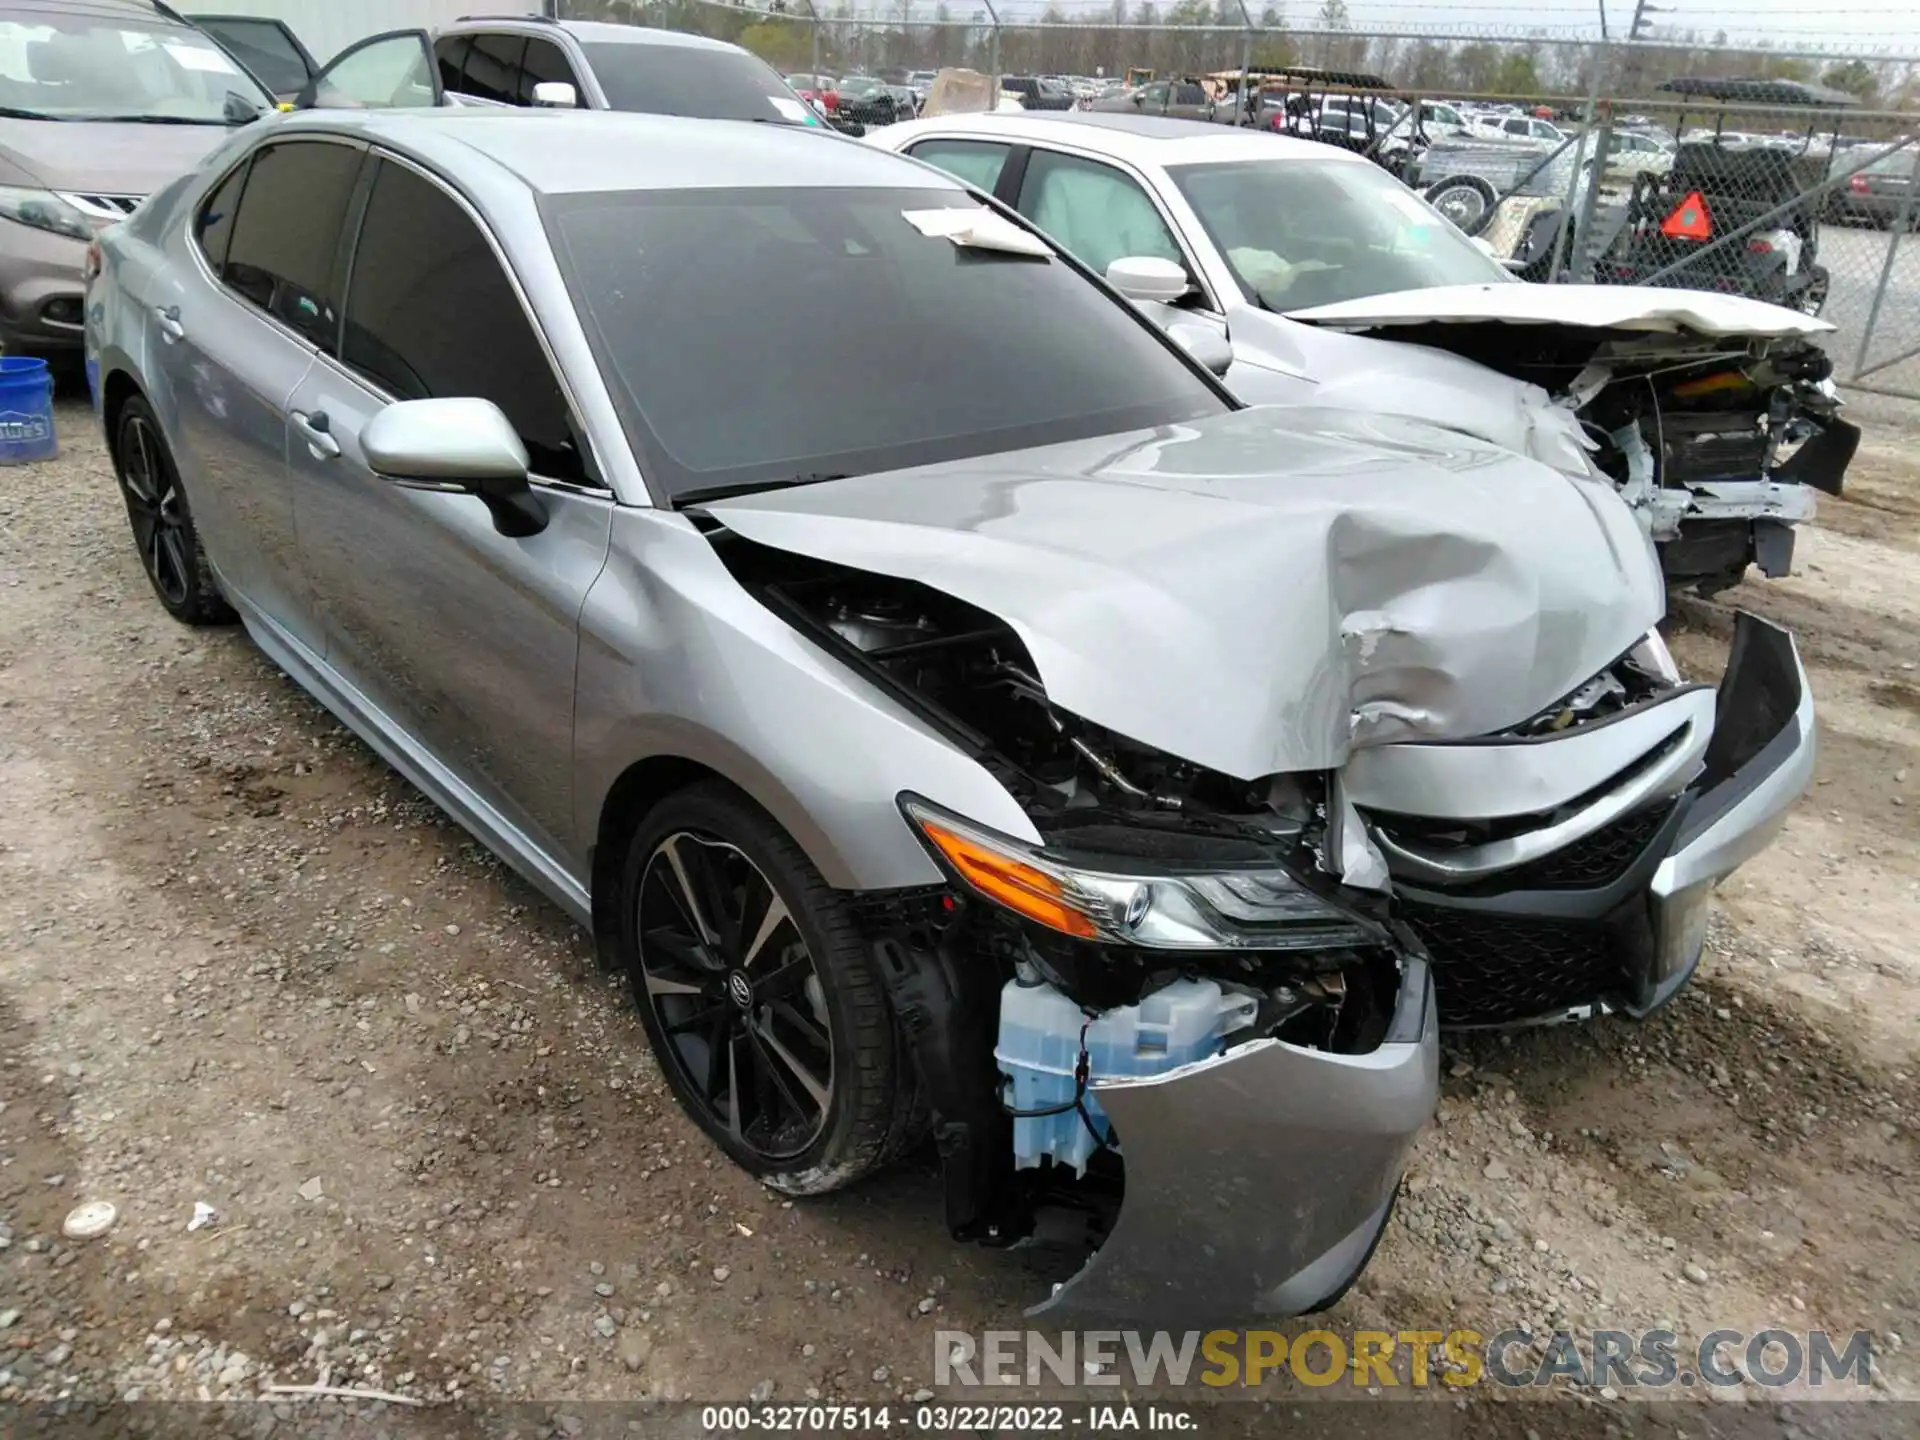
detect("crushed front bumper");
top-left (1034, 955), bottom-right (1437, 1325)
top-left (1358, 614), bottom-right (1813, 1028)
top-left (1631, 612), bottom-right (1816, 1013)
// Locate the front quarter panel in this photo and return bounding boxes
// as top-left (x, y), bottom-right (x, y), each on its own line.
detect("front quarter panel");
top-left (574, 508), bottom-right (1043, 892)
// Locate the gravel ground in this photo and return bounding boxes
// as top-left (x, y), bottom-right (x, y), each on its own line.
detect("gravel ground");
top-left (0, 390), bottom-right (1915, 1434)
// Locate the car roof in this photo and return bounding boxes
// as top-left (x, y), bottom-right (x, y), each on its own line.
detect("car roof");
top-left (32, 0), bottom-right (197, 21)
top-left (442, 17), bottom-right (746, 54)
top-left (880, 111), bottom-right (1374, 168)
top-left (272, 108), bottom-right (967, 196)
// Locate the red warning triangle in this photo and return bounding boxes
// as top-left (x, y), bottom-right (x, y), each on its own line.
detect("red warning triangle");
top-left (1661, 190), bottom-right (1712, 240)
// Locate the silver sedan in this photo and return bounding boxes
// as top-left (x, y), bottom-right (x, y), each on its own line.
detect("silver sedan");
top-left (82, 108), bottom-right (1784, 1321)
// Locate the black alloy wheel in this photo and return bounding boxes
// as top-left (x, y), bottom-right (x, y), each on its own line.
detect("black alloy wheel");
top-left (112, 396), bottom-right (233, 625)
top-left (618, 782), bottom-right (908, 1193)
top-left (637, 829), bottom-right (833, 1159)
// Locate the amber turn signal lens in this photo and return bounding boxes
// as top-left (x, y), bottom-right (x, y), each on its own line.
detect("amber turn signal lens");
top-left (917, 819), bottom-right (1097, 939)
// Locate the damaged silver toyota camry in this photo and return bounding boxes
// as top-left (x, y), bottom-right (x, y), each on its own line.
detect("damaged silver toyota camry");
top-left (87, 108), bottom-right (1811, 1323)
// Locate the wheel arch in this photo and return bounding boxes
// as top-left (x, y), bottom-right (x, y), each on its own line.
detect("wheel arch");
top-left (100, 368), bottom-right (143, 449)
top-left (584, 738), bottom-right (879, 955)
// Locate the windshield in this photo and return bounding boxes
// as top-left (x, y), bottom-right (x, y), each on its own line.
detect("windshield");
top-left (543, 185), bottom-right (1224, 500)
top-left (580, 42), bottom-right (810, 123)
top-left (1167, 158), bottom-right (1512, 311)
top-left (1867, 150), bottom-right (1917, 176)
top-left (0, 16), bottom-right (270, 122)
top-left (839, 76), bottom-right (883, 96)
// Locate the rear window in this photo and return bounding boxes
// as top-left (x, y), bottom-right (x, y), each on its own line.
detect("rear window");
top-left (542, 185), bottom-right (1224, 501)
top-left (579, 41), bottom-right (809, 123)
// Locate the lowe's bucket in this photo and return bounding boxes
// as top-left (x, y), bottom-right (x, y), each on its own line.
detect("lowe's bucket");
top-left (0, 356), bottom-right (55, 464)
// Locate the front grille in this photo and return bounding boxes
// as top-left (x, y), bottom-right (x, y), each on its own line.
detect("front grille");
top-left (1497, 801), bottom-right (1675, 891)
top-left (1402, 903), bottom-right (1624, 1026)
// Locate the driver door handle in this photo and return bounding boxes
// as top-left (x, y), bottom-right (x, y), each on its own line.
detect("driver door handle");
top-left (292, 408), bottom-right (340, 460)
top-left (154, 305), bottom-right (185, 341)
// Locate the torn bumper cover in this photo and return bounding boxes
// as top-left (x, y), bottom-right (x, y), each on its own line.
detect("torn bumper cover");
top-left (1034, 955), bottom-right (1437, 1326)
top-left (1353, 614), bottom-right (1813, 1027)
top-left (1638, 613), bottom-right (1817, 1011)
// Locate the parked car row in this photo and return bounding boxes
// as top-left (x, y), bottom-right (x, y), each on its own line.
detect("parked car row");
top-left (71, 0), bottom-right (1829, 1329)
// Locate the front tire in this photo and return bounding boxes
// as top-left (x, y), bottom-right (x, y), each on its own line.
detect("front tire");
top-left (617, 782), bottom-right (901, 1195)
top-left (111, 394), bottom-right (234, 625)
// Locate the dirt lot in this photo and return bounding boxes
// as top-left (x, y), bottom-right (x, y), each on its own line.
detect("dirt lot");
top-left (0, 389), bottom-right (1915, 1434)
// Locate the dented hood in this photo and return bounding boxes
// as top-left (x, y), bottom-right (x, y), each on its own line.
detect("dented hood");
top-left (1287, 282), bottom-right (1834, 340)
top-left (705, 406), bottom-right (1664, 780)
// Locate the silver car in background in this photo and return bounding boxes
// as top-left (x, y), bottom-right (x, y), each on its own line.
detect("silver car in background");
top-left (0, 0), bottom-right (274, 358)
top-left (86, 109), bottom-right (1798, 1319)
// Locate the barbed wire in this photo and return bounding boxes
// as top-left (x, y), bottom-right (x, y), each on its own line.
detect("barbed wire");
top-left (612, 0), bottom-right (1920, 61)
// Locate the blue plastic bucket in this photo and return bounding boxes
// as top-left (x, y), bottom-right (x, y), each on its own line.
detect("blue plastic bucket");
top-left (0, 356), bottom-right (56, 464)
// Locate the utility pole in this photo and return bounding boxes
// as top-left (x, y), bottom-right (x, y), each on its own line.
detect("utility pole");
top-left (1624, 0), bottom-right (1667, 95)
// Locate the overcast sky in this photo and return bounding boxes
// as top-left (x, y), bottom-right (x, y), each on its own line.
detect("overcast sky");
top-left (980, 0), bottom-right (1920, 54)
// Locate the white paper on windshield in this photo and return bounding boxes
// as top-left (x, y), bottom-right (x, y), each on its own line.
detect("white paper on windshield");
top-left (164, 41), bottom-right (242, 74)
top-left (769, 96), bottom-right (811, 122)
top-left (901, 207), bottom-right (1051, 258)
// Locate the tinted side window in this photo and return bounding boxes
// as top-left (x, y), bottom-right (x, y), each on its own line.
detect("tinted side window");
top-left (195, 159), bottom-right (250, 273)
top-left (222, 141), bottom-right (361, 348)
top-left (1175, 83), bottom-right (1206, 105)
top-left (342, 161), bottom-right (584, 482)
top-left (906, 139), bottom-right (1011, 194)
top-left (435, 34), bottom-right (473, 93)
top-left (192, 18), bottom-right (312, 96)
top-left (1017, 149), bottom-right (1183, 277)
top-left (518, 38), bottom-right (578, 104)
top-left (460, 32), bottom-right (526, 105)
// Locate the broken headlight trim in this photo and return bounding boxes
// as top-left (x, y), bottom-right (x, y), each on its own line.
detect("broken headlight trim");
top-left (902, 798), bottom-right (1374, 951)
top-left (1629, 628), bottom-right (1682, 685)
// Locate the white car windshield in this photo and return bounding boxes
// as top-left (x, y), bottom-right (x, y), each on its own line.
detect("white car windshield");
top-left (1166, 158), bottom-right (1512, 311)
top-left (0, 17), bottom-right (271, 123)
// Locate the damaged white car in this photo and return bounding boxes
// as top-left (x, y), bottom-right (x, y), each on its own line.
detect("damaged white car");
top-left (868, 112), bottom-right (1859, 595)
top-left (90, 111), bottom-right (1812, 1321)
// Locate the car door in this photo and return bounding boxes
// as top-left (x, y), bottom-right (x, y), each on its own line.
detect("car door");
top-left (286, 153), bottom-right (613, 864)
top-left (1170, 81), bottom-right (1211, 120)
top-left (299, 29), bottom-right (442, 109)
top-left (186, 14), bottom-right (319, 102)
top-left (143, 137), bottom-right (365, 655)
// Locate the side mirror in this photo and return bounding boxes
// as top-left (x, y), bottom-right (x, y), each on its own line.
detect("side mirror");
top-left (362, 398), bottom-right (547, 538)
top-left (1166, 319), bottom-right (1233, 376)
top-left (1106, 255), bottom-right (1190, 304)
top-left (223, 90), bottom-right (264, 125)
top-left (531, 80), bottom-right (578, 109)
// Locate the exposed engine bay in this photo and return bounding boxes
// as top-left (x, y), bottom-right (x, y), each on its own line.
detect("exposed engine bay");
top-left (713, 529), bottom-right (1412, 1259)
top-left (1329, 319), bottom-right (1858, 595)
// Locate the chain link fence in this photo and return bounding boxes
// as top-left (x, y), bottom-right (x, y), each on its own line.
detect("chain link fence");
top-left (557, 0), bottom-right (1920, 400)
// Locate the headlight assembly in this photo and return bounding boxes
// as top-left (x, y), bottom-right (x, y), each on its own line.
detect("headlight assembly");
top-left (0, 187), bottom-right (97, 244)
top-left (903, 799), bottom-right (1376, 951)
